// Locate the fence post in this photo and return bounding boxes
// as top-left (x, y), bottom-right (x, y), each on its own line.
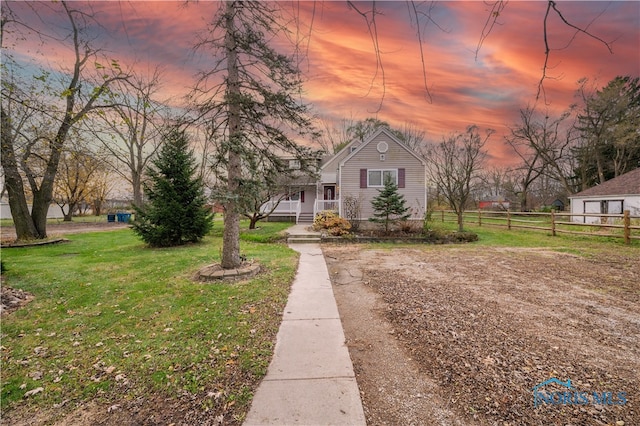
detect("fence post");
top-left (507, 209), bottom-right (511, 230)
top-left (441, 210), bottom-right (445, 223)
top-left (551, 210), bottom-right (556, 236)
top-left (624, 210), bottom-right (630, 245)
top-left (478, 209), bottom-right (482, 227)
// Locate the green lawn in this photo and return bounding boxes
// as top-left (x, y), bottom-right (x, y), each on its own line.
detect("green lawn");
top-left (1, 221), bottom-right (295, 423)
top-left (430, 220), bottom-right (640, 256)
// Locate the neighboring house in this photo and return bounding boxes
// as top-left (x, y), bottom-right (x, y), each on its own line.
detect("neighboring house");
top-left (568, 167), bottom-right (640, 223)
top-left (1, 200), bottom-right (65, 220)
top-left (266, 128), bottom-right (427, 223)
top-left (478, 200), bottom-right (511, 210)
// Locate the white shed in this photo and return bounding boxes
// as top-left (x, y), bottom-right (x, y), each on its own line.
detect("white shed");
top-left (569, 167), bottom-right (640, 223)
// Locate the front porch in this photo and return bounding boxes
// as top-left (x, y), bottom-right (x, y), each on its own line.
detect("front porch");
top-left (262, 198), bottom-right (341, 224)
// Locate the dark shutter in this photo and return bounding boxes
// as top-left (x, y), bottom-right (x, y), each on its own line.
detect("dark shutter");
top-left (300, 191), bottom-right (305, 203)
top-left (398, 168), bottom-right (405, 188)
top-left (360, 169), bottom-right (367, 188)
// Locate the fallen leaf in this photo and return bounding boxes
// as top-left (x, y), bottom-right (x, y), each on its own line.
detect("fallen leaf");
top-left (24, 387), bottom-right (44, 397)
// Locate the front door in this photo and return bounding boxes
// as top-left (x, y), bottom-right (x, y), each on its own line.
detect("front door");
top-left (323, 185), bottom-right (335, 200)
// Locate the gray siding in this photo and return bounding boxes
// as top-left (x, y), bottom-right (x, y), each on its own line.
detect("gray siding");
top-left (320, 142), bottom-right (361, 184)
top-left (340, 132), bottom-right (426, 220)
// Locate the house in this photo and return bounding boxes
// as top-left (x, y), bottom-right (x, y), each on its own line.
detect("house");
top-left (265, 127), bottom-right (427, 224)
top-left (478, 200), bottom-right (511, 210)
top-left (568, 167), bottom-right (640, 223)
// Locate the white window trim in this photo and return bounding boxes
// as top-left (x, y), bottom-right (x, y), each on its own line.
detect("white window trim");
top-left (288, 159), bottom-right (301, 170)
top-left (367, 169), bottom-right (398, 187)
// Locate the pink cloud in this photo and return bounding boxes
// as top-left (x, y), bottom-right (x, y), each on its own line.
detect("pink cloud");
top-left (5, 1), bottom-right (638, 168)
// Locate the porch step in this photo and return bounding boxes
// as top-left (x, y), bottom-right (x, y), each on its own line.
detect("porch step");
top-left (297, 213), bottom-right (314, 223)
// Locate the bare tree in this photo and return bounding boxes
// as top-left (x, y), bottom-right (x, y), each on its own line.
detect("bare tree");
top-left (397, 121), bottom-right (427, 156)
top-left (477, 166), bottom-right (511, 203)
top-left (1, 1), bottom-right (129, 239)
top-left (426, 125), bottom-right (491, 231)
top-left (317, 116), bottom-right (426, 155)
top-left (507, 107), bottom-right (579, 198)
top-left (52, 135), bottom-right (107, 221)
top-left (87, 167), bottom-right (113, 217)
top-left (505, 109), bottom-right (549, 211)
top-left (316, 116), bottom-right (357, 154)
top-left (90, 70), bottom-right (167, 208)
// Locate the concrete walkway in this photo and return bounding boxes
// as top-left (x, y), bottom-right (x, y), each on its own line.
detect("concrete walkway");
top-left (243, 227), bottom-right (366, 425)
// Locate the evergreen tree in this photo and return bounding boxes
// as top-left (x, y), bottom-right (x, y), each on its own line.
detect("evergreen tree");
top-left (574, 76), bottom-right (640, 188)
top-left (192, 2), bottom-right (317, 269)
top-left (369, 177), bottom-right (411, 233)
top-left (132, 128), bottom-right (213, 247)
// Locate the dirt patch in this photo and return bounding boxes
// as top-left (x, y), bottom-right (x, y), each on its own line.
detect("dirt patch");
top-left (1, 283), bottom-right (34, 315)
top-left (324, 244), bottom-right (639, 425)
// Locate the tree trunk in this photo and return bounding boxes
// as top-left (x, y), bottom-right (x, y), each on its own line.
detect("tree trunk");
top-left (221, 1), bottom-right (242, 269)
top-left (132, 170), bottom-right (143, 208)
top-left (457, 210), bottom-right (464, 232)
top-left (2, 163), bottom-right (39, 239)
top-left (93, 198), bottom-right (103, 216)
top-left (249, 215), bottom-right (259, 230)
top-left (1, 108), bottom-right (39, 240)
top-left (63, 204), bottom-right (75, 222)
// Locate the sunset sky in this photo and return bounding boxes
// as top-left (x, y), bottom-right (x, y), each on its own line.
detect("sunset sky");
top-left (5, 1), bottom-right (640, 166)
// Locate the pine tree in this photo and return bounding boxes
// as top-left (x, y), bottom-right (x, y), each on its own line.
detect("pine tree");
top-left (192, 1), bottom-right (317, 268)
top-left (132, 128), bottom-right (213, 247)
top-left (369, 177), bottom-right (411, 233)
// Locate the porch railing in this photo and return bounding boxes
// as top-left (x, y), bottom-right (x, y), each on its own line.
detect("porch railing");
top-left (260, 200), bottom-right (301, 222)
top-left (314, 199), bottom-right (339, 217)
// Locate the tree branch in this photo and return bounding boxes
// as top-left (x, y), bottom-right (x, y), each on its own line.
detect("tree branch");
top-left (537, 1), bottom-right (614, 102)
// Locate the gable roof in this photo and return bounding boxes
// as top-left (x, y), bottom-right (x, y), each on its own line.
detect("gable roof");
top-left (319, 139), bottom-right (361, 172)
top-left (570, 167), bottom-right (640, 198)
top-left (339, 127), bottom-right (426, 167)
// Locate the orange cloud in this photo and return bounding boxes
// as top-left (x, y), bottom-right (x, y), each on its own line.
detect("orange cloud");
top-left (5, 1), bottom-right (638, 168)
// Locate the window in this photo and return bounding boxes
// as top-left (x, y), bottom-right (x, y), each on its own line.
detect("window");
top-left (288, 159), bottom-right (301, 170)
top-left (361, 168), bottom-right (405, 188)
top-left (286, 191), bottom-right (305, 202)
top-left (367, 169), bottom-right (397, 187)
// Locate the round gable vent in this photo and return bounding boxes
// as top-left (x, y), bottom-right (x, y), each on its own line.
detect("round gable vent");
top-left (376, 141), bottom-right (389, 153)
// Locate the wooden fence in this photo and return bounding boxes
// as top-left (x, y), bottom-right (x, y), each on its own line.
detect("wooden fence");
top-left (437, 209), bottom-right (640, 245)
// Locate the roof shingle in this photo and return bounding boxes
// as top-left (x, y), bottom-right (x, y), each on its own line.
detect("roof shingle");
top-left (570, 167), bottom-right (640, 197)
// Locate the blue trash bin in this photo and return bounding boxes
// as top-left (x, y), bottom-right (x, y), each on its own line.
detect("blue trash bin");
top-left (107, 214), bottom-right (116, 223)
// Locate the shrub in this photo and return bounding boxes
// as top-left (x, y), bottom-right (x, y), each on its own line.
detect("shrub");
top-left (398, 219), bottom-right (422, 234)
top-left (343, 195), bottom-right (362, 232)
top-left (313, 210), bottom-right (351, 236)
top-left (313, 210), bottom-right (338, 230)
top-left (325, 217), bottom-right (352, 236)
